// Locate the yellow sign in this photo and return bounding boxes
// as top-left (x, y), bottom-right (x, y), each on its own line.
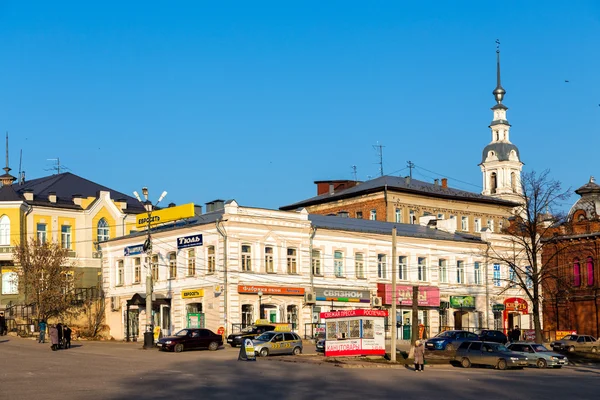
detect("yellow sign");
top-left (181, 288), bottom-right (205, 299)
top-left (135, 203), bottom-right (195, 229)
top-left (153, 326), bottom-right (161, 341)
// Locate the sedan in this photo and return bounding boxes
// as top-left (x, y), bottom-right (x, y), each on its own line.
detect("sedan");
top-left (157, 328), bottom-right (223, 353)
top-left (507, 342), bottom-right (568, 368)
top-left (425, 330), bottom-right (480, 351)
top-left (253, 331), bottom-right (303, 357)
top-left (476, 329), bottom-right (508, 344)
top-left (550, 335), bottom-right (598, 353)
top-left (455, 341), bottom-right (528, 370)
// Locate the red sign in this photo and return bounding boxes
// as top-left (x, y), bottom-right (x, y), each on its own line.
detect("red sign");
top-left (504, 297), bottom-right (528, 314)
top-left (320, 309), bottom-right (388, 319)
top-left (237, 285), bottom-right (305, 296)
top-left (217, 326), bottom-right (225, 335)
top-left (377, 283), bottom-right (440, 307)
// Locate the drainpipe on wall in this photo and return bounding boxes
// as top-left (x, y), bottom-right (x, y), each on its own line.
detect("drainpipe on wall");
top-left (309, 226), bottom-right (317, 337)
top-left (216, 219), bottom-right (228, 337)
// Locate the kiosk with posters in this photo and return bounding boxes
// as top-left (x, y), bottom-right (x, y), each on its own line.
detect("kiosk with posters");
top-left (321, 309), bottom-right (387, 357)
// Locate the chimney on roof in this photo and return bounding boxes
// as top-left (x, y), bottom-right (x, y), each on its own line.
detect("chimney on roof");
top-left (168, 202), bottom-right (176, 208)
top-left (72, 194), bottom-right (83, 206)
top-left (434, 179), bottom-right (439, 186)
top-left (405, 176), bottom-right (411, 185)
top-left (329, 184), bottom-right (334, 195)
top-left (441, 178), bottom-right (448, 188)
top-left (23, 189), bottom-right (33, 201)
top-left (48, 192), bottom-right (57, 203)
top-left (115, 198), bottom-right (127, 211)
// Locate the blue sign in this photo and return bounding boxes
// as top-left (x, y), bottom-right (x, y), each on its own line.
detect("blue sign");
top-left (124, 244), bottom-right (144, 257)
top-left (177, 234), bottom-right (203, 249)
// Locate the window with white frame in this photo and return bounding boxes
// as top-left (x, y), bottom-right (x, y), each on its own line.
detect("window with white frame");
top-left (97, 218), bottom-right (110, 242)
top-left (116, 260), bottom-right (124, 286)
top-left (450, 215), bottom-right (456, 222)
top-left (168, 252), bottom-right (177, 279)
top-left (1, 271), bottom-right (18, 294)
top-left (474, 261), bottom-right (482, 285)
top-left (398, 256), bottom-right (408, 280)
top-left (133, 257), bottom-right (141, 283)
top-left (334, 251), bottom-right (344, 277)
top-left (418, 257), bottom-right (427, 281)
top-left (474, 218), bottom-right (481, 232)
top-left (370, 210), bottom-right (377, 220)
top-left (487, 219), bottom-right (494, 232)
top-left (509, 267), bottom-right (517, 288)
top-left (526, 265), bottom-right (533, 288)
top-left (457, 260), bottom-right (465, 284)
top-left (395, 208), bottom-right (402, 223)
top-left (355, 253), bottom-right (365, 278)
top-left (287, 248), bottom-right (297, 274)
top-left (439, 259), bottom-right (448, 283)
top-left (187, 249), bottom-right (196, 276)
top-left (437, 213), bottom-right (444, 219)
top-left (312, 249), bottom-right (322, 276)
top-left (265, 246), bottom-right (274, 273)
top-left (0, 215), bottom-right (10, 246)
top-left (377, 254), bottom-right (387, 279)
top-left (151, 254), bottom-right (159, 281)
top-left (61, 225), bottom-right (72, 249)
top-left (241, 244), bottom-right (252, 272)
top-left (207, 246), bottom-right (216, 274)
top-left (461, 216), bottom-right (468, 231)
top-left (37, 223), bottom-right (47, 244)
top-left (493, 263), bottom-right (501, 286)
top-left (409, 210), bottom-right (416, 224)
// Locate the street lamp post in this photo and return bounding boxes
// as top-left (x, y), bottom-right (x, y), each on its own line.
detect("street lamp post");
top-left (257, 291), bottom-right (263, 320)
top-left (133, 187), bottom-right (167, 349)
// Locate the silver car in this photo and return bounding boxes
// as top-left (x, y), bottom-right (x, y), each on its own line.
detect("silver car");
top-left (507, 342), bottom-right (568, 368)
top-left (252, 331), bottom-right (303, 357)
top-left (550, 335), bottom-right (598, 353)
top-left (455, 341), bottom-right (528, 370)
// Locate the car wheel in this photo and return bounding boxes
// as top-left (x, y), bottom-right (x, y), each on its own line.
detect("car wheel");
top-left (174, 344), bottom-right (184, 353)
top-left (259, 348), bottom-right (269, 357)
top-left (208, 342), bottom-right (219, 351)
top-left (592, 347), bottom-right (598, 353)
top-left (536, 359), bottom-right (547, 369)
top-left (497, 359), bottom-right (508, 370)
top-left (446, 344), bottom-right (455, 352)
top-left (568, 346), bottom-right (575, 353)
top-left (293, 346), bottom-right (302, 356)
top-left (461, 357), bottom-right (471, 368)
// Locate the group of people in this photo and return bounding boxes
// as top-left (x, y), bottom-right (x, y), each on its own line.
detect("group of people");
top-left (508, 325), bottom-right (522, 342)
top-left (38, 320), bottom-right (72, 351)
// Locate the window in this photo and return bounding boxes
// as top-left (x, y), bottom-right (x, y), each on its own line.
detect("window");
top-left (573, 258), bottom-right (581, 287)
top-left (355, 253), bottom-right (365, 278)
top-left (439, 259), bottom-right (448, 283)
top-left (377, 254), bottom-right (387, 279)
top-left (168, 252), bottom-right (177, 279)
top-left (511, 172), bottom-right (517, 193)
top-left (370, 210), bottom-right (377, 220)
top-left (457, 261), bottom-right (465, 284)
top-left (312, 249), bottom-right (322, 276)
top-left (493, 264), bottom-right (501, 286)
top-left (398, 256), bottom-right (408, 280)
top-left (133, 257), bottom-right (141, 283)
top-left (187, 249), bottom-right (196, 276)
top-left (37, 223), bottom-right (47, 244)
top-left (1, 271), bottom-right (18, 294)
top-left (487, 219), bottom-right (494, 232)
top-left (151, 254), bottom-right (159, 281)
top-left (437, 213), bottom-right (444, 219)
top-left (265, 246), bottom-right (274, 273)
top-left (97, 218), bottom-right (110, 242)
top-left (409, 210), bottom-right (416, 224)
top-left (490, 172), bottom-right (497, 194)
top-left (61, 225), bottom-right (72, 249)
top-left (525, 266), bottom-right (533, 288)
top-left (334, 251), bottom-right (344, 277)
top-left (356, 211), bottom-right (363, 219)
top-left (395, 208), bottom-right (402, 223)
top-left (474, 218), bottom-right (481, 232)
top-left (116, 260), bottom-right (124, 286)
top-left (474, 262), bottom-right (482, 285)
top-left (241, 244), bottom-right (252, 272)
top-left (450, 215), bottom-right (456, 221)
top-left (587, 257), bottom-right (594, 286)
top-left (287, 248), bottom-right (297, 274)
top-left (0, 215), bottom-right (10, 246)
top-left (508, 268), bottom-right (516, 288)
top-left (461, 216), bottom-right (468, 231)
top-left (207, 246), bottom-right (216, 274)
top-left (418, 257), bottom-right (427, 281)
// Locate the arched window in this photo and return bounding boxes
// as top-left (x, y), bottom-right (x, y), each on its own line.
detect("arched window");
top-left (573, 258), bottom-right (581, 287)
top-left (490, 173), bottom-right (497, 194)
top-left (97, 218), bottom-right (110, 242)
top-left (587, 257), bottom-right (594, 286)
top-left (0, 215), bottom-right (10, 246)
top-left (511, 172), bottom-right (517, 193)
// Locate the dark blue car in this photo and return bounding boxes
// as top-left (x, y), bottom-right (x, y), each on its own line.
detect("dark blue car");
top-left (425, 330), bottom-right (479, 351)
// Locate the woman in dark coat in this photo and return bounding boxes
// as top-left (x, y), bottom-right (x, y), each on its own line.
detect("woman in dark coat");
top-left (49, 325), bottom-right (59, 351)
top-left (414, 340), bottom-right (425, 372)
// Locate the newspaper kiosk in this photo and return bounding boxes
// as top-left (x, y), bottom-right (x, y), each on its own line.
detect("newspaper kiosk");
top-left (321, 309), bottom-right (387, 357)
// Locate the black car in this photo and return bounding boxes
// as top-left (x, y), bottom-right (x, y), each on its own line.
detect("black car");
top-left (227, 324), bottom-right (276, 347)
top-left (157, 328), bottom-right (223, 353)
top-left (425, 330), bottom-right (479, 351)
top-left (476, 329), bottom-right (508, 344)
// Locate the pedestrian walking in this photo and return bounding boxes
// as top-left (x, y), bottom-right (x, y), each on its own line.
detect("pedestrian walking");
top-left (56, 323), bottom-right (64, 349)
top-left (63, 325), bottom-right (72, 349)
top-left (49, 325), bottom-right (59, 351)
top-left (414, 340), bottom-right (425, 372)
top-left (512, 326), bottom-right (521, 342)
top-left (38, 320), bottom-right (47, 343)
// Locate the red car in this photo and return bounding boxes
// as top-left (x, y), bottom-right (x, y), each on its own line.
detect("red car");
top-left (157, 328), bottom-right (223, 353)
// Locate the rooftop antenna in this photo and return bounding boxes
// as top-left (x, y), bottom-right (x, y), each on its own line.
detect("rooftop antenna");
top-left (407, 161), bottom-right (415, 179)
top-left (46, 158), bottom-right (66, 174)
top-left (351, 165), bottom-right (358, 181)
top-left (373, 142), bottom-right (384, 177)
top-left (18, 149), bottom-right (23, 184)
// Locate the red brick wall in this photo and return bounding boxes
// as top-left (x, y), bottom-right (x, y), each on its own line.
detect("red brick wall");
top-left (308, 198), bottom-right (388, 221)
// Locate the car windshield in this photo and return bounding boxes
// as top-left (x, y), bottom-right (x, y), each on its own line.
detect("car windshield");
top-left (491, 344), bottom-right (508, 352)
top-left (532, 344), bottom-right (550, 352)
top-left (255, 332), bottom-right (277, 342)
top-left (241, 326), bottom-right (257, 333)
top-left (174, 329), bottom-right (190, 337)
top-left (562, 335), bottom-right (576, 341)
top-left (435, 331), bottom-right (453, 338)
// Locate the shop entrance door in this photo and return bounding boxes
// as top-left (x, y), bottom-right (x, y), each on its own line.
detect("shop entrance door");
top-left (508, 313), bottom-right (521, 329)
top-left (268, 308), bottom-right (277, 323)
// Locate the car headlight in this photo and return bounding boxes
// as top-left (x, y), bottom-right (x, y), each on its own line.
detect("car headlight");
top-left (510, 357), bottom-right (519, 360)
top-left (235, 336), bottom-right (242, 339)
top-left (165, 340), bottom-right (172, 344)
top-left (550, 356), bottom-right (558, 360)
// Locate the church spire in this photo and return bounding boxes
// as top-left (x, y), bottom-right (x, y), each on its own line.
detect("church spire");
top-left (0, 132), bottom-right (16, 186)
top-left (493, 39), bottom-right (506, 104)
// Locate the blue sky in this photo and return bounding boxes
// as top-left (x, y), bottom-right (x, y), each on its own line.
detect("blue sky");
top-left (1, 1), bottom-right (598, 210)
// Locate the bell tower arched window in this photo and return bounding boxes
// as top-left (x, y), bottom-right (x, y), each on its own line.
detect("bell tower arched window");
top-left (511, 172), bottom-right (517, 193)
top-left (490, 172), bottom-right (497, 194)
top-left (0, 215), bottom-right (10, 246)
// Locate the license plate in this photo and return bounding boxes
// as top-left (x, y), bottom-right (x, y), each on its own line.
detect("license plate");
top-left (227, 339), bottom-right (233, 342)
top-left (426, 343), bottom-right (434, 347)
top-left (156, 343), bottom-right (162, 347)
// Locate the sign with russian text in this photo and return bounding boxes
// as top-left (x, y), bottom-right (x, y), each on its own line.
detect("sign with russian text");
top-left (315, 287), bottom-right (371, 303)
top-left (238, 285), bottom-right (305, 296)
top-left (322, 309), bottom-right (387, 357)
top-left (376, 283), bottom-right (440, 307)
top-left (177, 234), bottom-right (203, 249)
top-left (320, 309), bottom-right (388, 319)
top-left (556, 330), bottom-right (577, 340)
top-left (124, 244), bottom-right (144, 256)
top-left (504, 297), bottom-right (528, 314)
top-left (449, 296), bottom-right (475, 308)
top-left (135, 203), bottom-right (195, 229)
top-left (181, 288), bottom-right (205, 299)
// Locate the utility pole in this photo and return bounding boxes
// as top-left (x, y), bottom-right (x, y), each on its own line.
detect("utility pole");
top-left (411, 286), bottom-right (419, 346)
top-left (309, 226), bottom-right (317, 338)
top-left (391, 227), bottom-right (397, 362)
top-left (133, 187), bottom-right (167, 349)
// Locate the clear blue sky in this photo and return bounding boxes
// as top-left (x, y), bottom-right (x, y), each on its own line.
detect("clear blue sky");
top-left (1, 1), bottom-right (598, 210)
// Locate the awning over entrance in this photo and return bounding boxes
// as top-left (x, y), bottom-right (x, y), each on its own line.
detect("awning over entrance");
top-left (126, 293), bottom-right (171, 306)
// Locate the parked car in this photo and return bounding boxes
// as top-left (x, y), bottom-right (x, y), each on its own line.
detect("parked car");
top-left (157, 328), bottom-right (223, 353)
top-left (253, 331), bottom-right (303, 357)
top-left (316, 339), bottom-right (325, 353)
top-left (476, 329), bottom-right (508, 344)
top-left (507, 342), bottom-right (568, 368)
top-left (550, 335), bottom-right (598, 353)
top-left (227, 324), bottom-right (276, 347)
top-left (425, 330), bottom-right (479, 351)
top-left (455, 341), bottom-right (528, 370)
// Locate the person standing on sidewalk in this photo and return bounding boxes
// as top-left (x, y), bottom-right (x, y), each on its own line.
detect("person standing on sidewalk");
top-left (49, 325), bottom-right (59, 351)
top-left (63, 325), bottom-right (72, 349)
top-left (38, 320), bottom-right (47, 343)
top-left (414, 340), bottom-right (425, 372)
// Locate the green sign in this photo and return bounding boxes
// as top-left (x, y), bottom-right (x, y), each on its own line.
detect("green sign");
top-left (492, 304), bottom-right (505, 312)
top-left (449, 296), bottom-right (475, 308)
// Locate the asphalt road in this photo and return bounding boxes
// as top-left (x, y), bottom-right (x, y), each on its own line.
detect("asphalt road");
top-left (1, 336), bottom-right (599, 400)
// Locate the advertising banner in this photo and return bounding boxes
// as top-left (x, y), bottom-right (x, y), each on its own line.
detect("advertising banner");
top-left (135, 203), bottom-right (195, 229)
top-left (238, 285), bottom-right (305, 296)
top-left (177, 234), bottom-right (203, 249)
top-left (449, 296), bottom-right (475, 308)
top-left (315, 287), bottom-right (371, 303)
top-left (124, 244), bottom-right (144, 257)
top-left (377, 283), bottom-right (440, 307)
top-left (181, 288), bottom-right (205, 299)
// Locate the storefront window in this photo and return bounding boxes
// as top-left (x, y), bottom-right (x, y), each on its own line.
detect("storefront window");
top-left (287, 305), bottom-right (298, 330)
top-left (242, 304), bottom-right (253, 328)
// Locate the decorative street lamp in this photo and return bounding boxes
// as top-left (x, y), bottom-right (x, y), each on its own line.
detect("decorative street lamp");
top-left (257, 290), bottom-right (263, 320)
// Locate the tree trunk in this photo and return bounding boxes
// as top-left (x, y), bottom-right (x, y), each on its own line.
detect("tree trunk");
top-left (533, 300), bottom-right (543, 343)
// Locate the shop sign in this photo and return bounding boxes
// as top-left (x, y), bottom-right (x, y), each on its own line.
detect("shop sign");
top-left (135, 203), bottom-right (195, 229)
top-left (492, 304), bottom-right (505, 312)
top-left (504, 297), bottom-right (528, 314)
top-left (181, 288), bottom-right (205, 299)
top-left (177, 234), bottom-right (203, 249)
top-left (124, 244), bottom-right (144, 256)
top-left (315, 287), bottom-right (371, 303)
top-left (449, 296), bottom-right (475, 309)
top-left (238, 285), bottom-right (305, 296)
top-left (523, 329), bottom-right (536, 341)
top-left (320, 309), bottom-right (388, 319)
top-left (376, 283), bottom-right (440, 307)
top-left (556, 330), bottom-right (577, 340)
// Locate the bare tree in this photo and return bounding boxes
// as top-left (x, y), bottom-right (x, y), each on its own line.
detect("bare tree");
top-left (13, 239), bottom-right (74, 322)
top-left (82, 290), bottom-right (107, 338)
top-left (490, 170), bottom-right (572, 343)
